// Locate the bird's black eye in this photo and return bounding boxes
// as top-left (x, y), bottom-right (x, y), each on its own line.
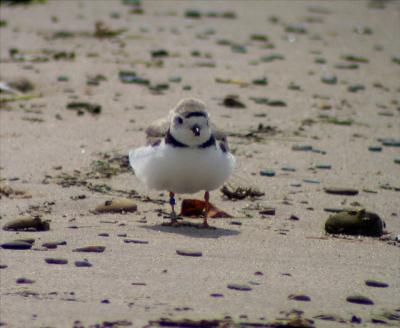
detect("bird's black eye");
top-left (175, 117), bottom-right (183, 124)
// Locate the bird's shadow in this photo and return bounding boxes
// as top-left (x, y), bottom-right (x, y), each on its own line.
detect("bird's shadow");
top-left (141, 220), bottom-right (240, 239)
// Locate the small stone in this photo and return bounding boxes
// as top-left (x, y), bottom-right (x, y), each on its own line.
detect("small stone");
top-left (334, 62), bottom-right (359, 70)
top-left (289, 294), bottom-right (311, 301)
top-left (347, 84), bottom-right (365, 93)
top-left (73, 246), bottom-right (105, 253)
top-left (124, 239), bottom-right (149, 244)
top-left (365, 280), bottom-right (389, 288)
top-left (210, 293), bottom-right (224, 298)
top-left (303, 178), bottom-right (320, 184)
top-left (16, 277), bottom-right (35, 284)
top-left (75, 260), bottom-right (92, 267)
top-left (260, 169), bottom-right (275, 177)
top-left (1, 240), bottom-right (32, 250)
top-left (324, 187), bottom-right (359, 196)
top-left (394, 157), bottom-right (400, 164)
top-left (227, 284), bottom-right (252, 291)
top-left (292, 144), bottom-right (313, 151)
top-left (281, 166), bottom-right (296, 172)
top-left (368, 145), bottom-right (382, 152)
top-left (259, 208), bottom-right (276, 216)
top-left (230, 221), bottom-right (242, 225)
top-left (260, 53), bottom-right (284, 62)
top-left (378, 138), bottom-right (400, 147)
top-left (45, 258), bottom-right (68, 265)
top-left (321, 74), bottom-right (337, 85)
top-left (315, 164), bottom-right (332, 170)
top-left (222, 95), bottom-right (246, 108)
top-left (98, 233), bottom-right (109, 237)
top-left (267, 99), bottom-right (287, 107)
top-left (176, 249), bottom-right (202, 257)
top-left (346, 295), bottom-right (374, 305)
top-left (94, 198), bottom-right (137, 214)
top-left (285, 24), bottom-right (307, 34)
top-left (289, 215), bottom-right (300, 221)
top-left (342, 54), bottom-right (369, 63)
top-left (252, 77), bottom-right (268, 85)
top-left (3, 216), bottom-right (49, 231)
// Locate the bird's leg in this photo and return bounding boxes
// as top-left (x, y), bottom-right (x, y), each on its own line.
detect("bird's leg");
top-left (203, 191), bottom-right (210, 228)
top-left (169, 191), bottom-right (178, 225)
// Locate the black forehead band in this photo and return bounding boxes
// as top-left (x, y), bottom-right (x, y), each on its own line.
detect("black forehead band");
top-left (184, 111), bottom-right (207, 118)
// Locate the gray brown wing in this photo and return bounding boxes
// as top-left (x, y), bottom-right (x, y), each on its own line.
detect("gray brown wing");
top-left (145, 117), bottom-right (169, 146)
top-left (211, 123), bottom-right (230, 152)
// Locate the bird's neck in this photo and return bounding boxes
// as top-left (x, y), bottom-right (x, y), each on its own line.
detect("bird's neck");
top-left (165, 129), bottom-right (216, 148)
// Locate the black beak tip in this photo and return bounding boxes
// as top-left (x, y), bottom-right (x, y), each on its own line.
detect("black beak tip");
top-left (192, 125), bottom-right (201, 136)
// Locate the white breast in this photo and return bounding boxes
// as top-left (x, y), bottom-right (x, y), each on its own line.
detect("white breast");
top-left (129, 142), bottom-right (235, 194)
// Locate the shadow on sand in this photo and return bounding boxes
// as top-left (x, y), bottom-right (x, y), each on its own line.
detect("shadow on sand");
top-left (141, 221), bottom-right (240, 238)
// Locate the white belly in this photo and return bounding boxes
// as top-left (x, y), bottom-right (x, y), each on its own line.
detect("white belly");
top-left (129, 142), bottom-right (235, 194)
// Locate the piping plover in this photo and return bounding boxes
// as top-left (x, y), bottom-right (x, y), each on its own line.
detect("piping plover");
top-left (129, 98), bottom-right (235, 227)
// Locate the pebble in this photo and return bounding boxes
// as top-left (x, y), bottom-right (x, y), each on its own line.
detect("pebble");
top-left (289, 294), bottom-right (311, 301)
top-left (176, 249), bottom-right (202, 257)
top-left (210, 293), bottom-right (224, 298)
top-left (45, 257), bottom-right (68, 265)
top-left (75, 260), bottom-right (92, 267)
top-left (2, 216), bottom-right (49, 231)
top-left (289, 215), bottom-right (300, 221)
top-left (378, 138), bottom-right (400, 147)
top-left (42, 241), bottom-right (67, 249)
top-left (365, 280), bottom-right (389, 288)
top-left (292, 144), bottom-right (313, 151)
top-left (315, 164), bottom-right (332, 169)
top-left (324, 187), bottom-right (359, 195)
top-left (321, 74), bottom-right (337, 85)
top-left (347, 84), bottom-right (365, 93)
top-left (1, 240), bottom-right (33, 250)
top-left (342, 54), bottom-right (369, 63)
top-left (368, 145), bottom-right (382, 152)
top-left (0, 264), bottom-right (8, 269)
top-left (227, 284), bottom-right (252, 291)
top-left (281, 166), bottom-right (296, 172)
top-left (94, 199), bottom-right (137, 214)
top-left (303, 178), bottom-right (320, 184)
top-left (260, 169), bottom-right (275, 177)
top-left (346, 295), bottom-right (374, 305)
top-left (259, 208), bottom-right (276, 216)
top-left (334, 62), bottom-right (359, 69)
top-left (16, 277), bottom-right (35, 284)
top-left (290, 182), bottom-right (302, 187)
top-left (230, 221), bottom-right (242, 225)
top-left (394, 157), bottom-right (400, 164)
top-left (73, 246), bottom-right (105, 253)
top-left (222, 95), bottom-right (246, 108)
top-left (124, 239), bottom-right (149, 244)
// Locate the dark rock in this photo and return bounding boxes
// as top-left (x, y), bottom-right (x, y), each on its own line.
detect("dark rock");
top-left (124, 239), bottom-right (149, 244)
top-left (347, 84), bottom-right (365, 93)
top-left (289, 294), bottom-right (311, 301)
top-left (227, 283), bottom-right (252, 291)
top-left (365, 280), bottom-right (389, 288)
top-left (292, 144), bottom-right (313, 151)
top-left (259, 208), bottom-right (276, 216)
top-left (321, 74), bottom-right (337, 85)
top-left (346, 295), bottom-right (374, 305)
top-left (45, 258), bottom-right (68, 265)
top-left (73, 246), bottom-right (105, 253)
top-left (325, 209), bottom-right (384, 237)
top-left (260, 169), bottom-right (275, 177)
top-left (16, 277), bottom-right (35, 284)
top-left (324, 187), bottom-right (359, 195)
top-left (1, 240), bottom-right (32, 250)
top-left (210, 293), bottom-right (224, 298)
top-left (94, 198), bottom-right (137, 214)
top-left (289, 215), bottom-right (300, 221)
top-left (66, 102), bottom-right (101, 115)
top-left (75, 260), bottom-right (92, 267)
top-left (223, 95), bottom-right (246, 108)
top-left (3, 216), bottom-right (49, 231)
top-left (176, 249), bottom-right (202, 257)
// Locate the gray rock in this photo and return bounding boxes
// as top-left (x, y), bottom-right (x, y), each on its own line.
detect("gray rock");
top-left (321, 74), bottom-right (337, 85)
top-left (227, 283), bottom-right (252, 291)
top-left (1, 240), bottom-right (33, 250)
top-left (176, 249), bottom-right (202, 257)
top-left (45, 258), bottom-right (68, 265)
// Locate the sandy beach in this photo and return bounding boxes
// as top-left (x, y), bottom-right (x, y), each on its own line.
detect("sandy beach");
top-left (0, 0), bottom-right (399, 327)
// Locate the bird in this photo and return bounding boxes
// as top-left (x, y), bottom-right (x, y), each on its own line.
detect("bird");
top-left (129, 98), bottom-right (235, 228)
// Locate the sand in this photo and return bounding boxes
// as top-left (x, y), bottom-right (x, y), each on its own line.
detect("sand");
top-left (0, 0), bottom-right (399, 327)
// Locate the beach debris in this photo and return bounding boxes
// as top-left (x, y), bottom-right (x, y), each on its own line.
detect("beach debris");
top-left (221, 183), bottom-right (264, 200)
top-left (0, 185), bottom-right (32, 199)
top-left (1, 240), bottom-right (33, 250)
top-left (222, 95), bottom-right (246, 108)
top-left (94, 21), bottom-right (125, 38)
top-left (227, 283), bottom-right (252, 291)
top-left (124, 239), bottom-right (149, 244)
top-left (334, 62), bottom-right (359, 69)
top-left (94, 198), bottom-right (137, 214)
top-left (3, 216), bottom-right (49, 231)
top-left (73, 246), bottom-right (105, 253)
top-left (346, 295), bottom-right (374, 305)
top-left (260, 169), bottom-right (276, 177)
top-left (325, 209), bottom-right (384, 237)
top-left (45, 258), bottom-right (68, 265)
top-left (180, 199), bottom-right (233, 218)
top-left (119, 71), bottom-right (150, 85)
top-left (176, 249), bottom-right (202, 257)
top-left (324, 187), bottom-right (359, 196)
top-left (66, 101), bottom-right (101, 115)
